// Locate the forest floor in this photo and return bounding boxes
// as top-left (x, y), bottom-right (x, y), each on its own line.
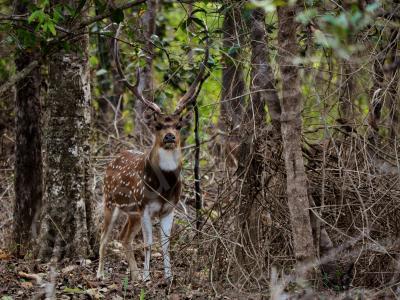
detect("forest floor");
top-left (0, 245), bottom-right (224, 300)
top-left (1, 134), bottom-right (398, 299)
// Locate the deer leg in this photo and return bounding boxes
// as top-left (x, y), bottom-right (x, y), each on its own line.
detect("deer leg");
top-left (97, 207), bottom-right (120, 279)
top-left (160, 210), bottom-right (174, 282)
top-left (120, 214), bottom-right (141, 281)
top-left (141, 208), bottom-right (153, 281)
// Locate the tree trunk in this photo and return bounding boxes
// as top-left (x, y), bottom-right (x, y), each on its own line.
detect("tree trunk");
top-left (95, 2), bottom-right (124, 126)
top-left (338, 61), bottom-right (355, 127)
top-left (236, 7), bottom-right (281, 274)
top-left (38, 1), bottom-right (93, 261)
top-left (12, 0), bottom-right (43, 257)
top-left (218, 6), bottom-right (245, 132)
top-left (368, 51), bottom-right (385, 145)
top-left (134, 0), bottom-right (157, 145)
top-left (95, 3), bottom-right (112, 116)
top-left (277, 4), bottom-right (316, 274)
top-left (387, 29), bottom-right (399, 143)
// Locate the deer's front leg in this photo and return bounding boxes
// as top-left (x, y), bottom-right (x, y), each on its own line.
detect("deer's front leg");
top-left (141, 208), bottom-right (153, 281)
top-left (160, 210), bottom-right (174, 281)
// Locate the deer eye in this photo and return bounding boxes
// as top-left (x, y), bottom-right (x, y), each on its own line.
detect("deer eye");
top-left (176, 124), bottom-right (182, 130)
top-left (155, 124), bottom-right (163, 131)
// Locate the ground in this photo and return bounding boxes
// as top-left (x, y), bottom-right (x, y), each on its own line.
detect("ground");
top-left (0, 243), bottom-right (216, 300)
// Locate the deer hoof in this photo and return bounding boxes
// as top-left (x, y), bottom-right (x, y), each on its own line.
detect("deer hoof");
top-left (165, 275), bottom-right (173, 285)
top-left (142, 273), bottom-right (151, 282)
top-left (96, 270), bottom-right (105, 280)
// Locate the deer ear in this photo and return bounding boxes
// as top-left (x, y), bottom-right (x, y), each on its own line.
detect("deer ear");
top-left (176, 111), bottom-right (193, 130)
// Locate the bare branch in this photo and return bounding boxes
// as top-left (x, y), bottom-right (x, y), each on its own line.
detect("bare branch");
top-left (113, 23), bottom-right (162, 114)
top-left (78, 0), bottom-right (147, 30)
top-left (0, 60), bottom-right (39, 96)
top-left (174, 38), bottom-right (210, 115)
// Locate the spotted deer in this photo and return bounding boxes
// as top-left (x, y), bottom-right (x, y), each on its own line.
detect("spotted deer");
top-left (97, 25), bottom-right (208, 282)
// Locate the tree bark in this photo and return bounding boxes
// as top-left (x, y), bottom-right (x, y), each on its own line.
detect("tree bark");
top-left (12, 0), bottom-right (43, 257)
top-left (338, 61), bottom-right (355, 127)
top-left (368, 51), bottom-right (385, 145)
top-left (387, 29), bottom-right (399, 143)
top-left (236, 7), bottom-right (280, 272)
top-left (95, 3), bottom-right (124, 124)
top-left (218, 5), bottom-right (245, 132)
top-left (134, 0), bottom-right (157, 144)
top-left (96, 1), bottom-right (112, 114)
top-left (38, 1), bottom-right (93, 261)
top-left (277, 4), bottom-right (316, 274)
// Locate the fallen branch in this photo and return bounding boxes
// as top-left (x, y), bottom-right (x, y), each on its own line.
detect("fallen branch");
top-left (0, 60), bottom-right (39, 96)
top-left (18, 271), bottom-right (43, 285)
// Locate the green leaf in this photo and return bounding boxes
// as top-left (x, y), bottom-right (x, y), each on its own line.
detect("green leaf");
top-left (296, 8), bottom-right (318, 25)
top-left (110, 8), bottom-right (124, 23)
top-left (336, 13), bottom-right (349, 29)
top-left (96, 69), bottom-right (107, 76)
top-left (47, 22), bottom-right (56, 36)
top-left (190, 17), bottom-right (206, 29)
top-left (191, 8), bottom-right (207, 15)
top-left (207, 56), bottom-right (216, 67)
top-left (89, 56), bottom-right (99, 67)
top-left (366, 2), bottom-right (380, 13)
top-left (28, 10), bottom-right (45, 23)
top-left (140, 288), bottom-right (146, 300)
top-left (228, 44), bottom-right (240, 56)
top-left (53, 5), bottom-right (63, 22)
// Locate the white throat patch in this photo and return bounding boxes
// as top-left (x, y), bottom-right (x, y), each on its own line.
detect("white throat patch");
top-left (158, 148), bottom-right (181, 171)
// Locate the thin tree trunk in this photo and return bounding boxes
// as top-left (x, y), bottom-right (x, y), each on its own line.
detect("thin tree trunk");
top-left (236, 7), bottom-right (281, 273)
top-left (218, 5), bottom-right (245, 132)
top-left (368, 51), bottom-right (385, 145)
top-left (96, 2), bottom-right (112, 115)
top-left (12, 0), bottom-right (43, 257)
top-left (134, 0), bottom-right (157, 145)
top-left (277, 4), bottom-right (316, 275)
top-left (38, 1), bottom-right (93, 261)
top-left (338, 61), bottom-right (355, 126)
top-left (387, 29), bottom-right (399, 143)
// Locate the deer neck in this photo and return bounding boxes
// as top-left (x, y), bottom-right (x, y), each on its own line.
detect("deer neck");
top-left (148, 145), bottom-right (182, 173)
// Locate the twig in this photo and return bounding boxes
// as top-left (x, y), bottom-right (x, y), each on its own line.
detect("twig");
top-left (0, 60), bottom-right (39, 96)
top-left (77, 0), bottom-right (147, 30)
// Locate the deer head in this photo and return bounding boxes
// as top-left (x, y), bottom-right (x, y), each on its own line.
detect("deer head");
top-left (114, 24), bottom-right (209, 155)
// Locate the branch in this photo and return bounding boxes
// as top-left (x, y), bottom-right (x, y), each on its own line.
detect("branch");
top-left (0, 1), bottom-right (147, 33)
top-left (0, 60), bottom-right (39, 96)
top-left (77, 0), bottom-right (147, 29)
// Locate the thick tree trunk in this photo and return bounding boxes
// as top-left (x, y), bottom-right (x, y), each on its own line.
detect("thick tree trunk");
top-left (12, 0), bottom-right (43, 257)
top-left (236, 8), bottom-right (281, 273)
top-left (218, 5), bottom-right (245, 132)
top-left (134, 0), bottom-right (157, 144)
top-left (277, 4), bottom-right (316, 274)
top-left (38, 2), bottom-right (93, 261)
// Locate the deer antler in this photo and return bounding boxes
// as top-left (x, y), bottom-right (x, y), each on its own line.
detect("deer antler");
top-left (173, 38), bottom-right (210, 115)
top-left (114, 24), bottom-right (162, 114)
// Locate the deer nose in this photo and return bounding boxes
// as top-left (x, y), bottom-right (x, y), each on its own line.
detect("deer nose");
top-left (163, 133), bottom-right (176, 143)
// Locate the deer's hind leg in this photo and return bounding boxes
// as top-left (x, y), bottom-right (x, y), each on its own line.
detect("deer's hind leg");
top-left (97, 206), bottom-right (120, 279)
top-left (120, 213), bottom-right (141, 281)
